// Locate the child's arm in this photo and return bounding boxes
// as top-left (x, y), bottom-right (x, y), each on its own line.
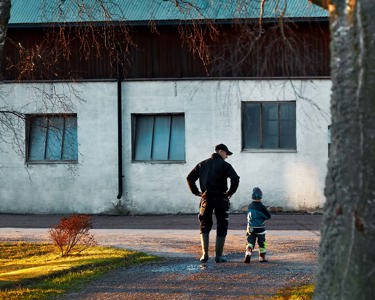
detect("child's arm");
top-left (261, 204), bottom-right (271, 220)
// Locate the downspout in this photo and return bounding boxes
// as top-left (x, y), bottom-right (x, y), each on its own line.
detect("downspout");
top-left (116, 63), bottom-right (123, 199)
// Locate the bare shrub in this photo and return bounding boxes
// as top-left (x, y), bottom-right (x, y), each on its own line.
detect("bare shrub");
top-left (49, 214), bottom-right (96, 256)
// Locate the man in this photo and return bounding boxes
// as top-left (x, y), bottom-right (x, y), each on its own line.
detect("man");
top-left (187, 144), bottom-right (240, 263)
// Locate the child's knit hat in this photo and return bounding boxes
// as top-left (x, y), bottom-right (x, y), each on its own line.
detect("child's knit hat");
top-left (252, 187), bottom-right (263, 200)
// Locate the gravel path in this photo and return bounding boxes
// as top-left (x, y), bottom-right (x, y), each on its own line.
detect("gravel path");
top-left (0, 214), bottom-right (321, 300)
top-left (58, 230), bottom-right (319, 300)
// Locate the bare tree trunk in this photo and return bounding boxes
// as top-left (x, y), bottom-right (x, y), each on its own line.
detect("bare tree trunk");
top-left (0, 0), bottom-right (11, 80)
top-left (314, 0), bottom-right (375, 299)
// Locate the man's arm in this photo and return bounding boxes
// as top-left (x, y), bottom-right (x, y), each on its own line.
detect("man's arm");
top-left (186, 164), bottom-right (201, 196)
top-left (226, 165), bottom-right (240, 197)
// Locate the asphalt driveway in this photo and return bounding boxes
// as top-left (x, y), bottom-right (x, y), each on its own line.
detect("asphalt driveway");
top-left (0, 213), bottom-right (321, 230)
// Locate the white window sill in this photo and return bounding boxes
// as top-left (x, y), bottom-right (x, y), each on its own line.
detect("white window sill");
top-left (241, 149), bottom-right (297, 153)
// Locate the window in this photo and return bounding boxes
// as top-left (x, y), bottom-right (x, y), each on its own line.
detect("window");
top-left (242, 102), bottom-right (296, 150)
top-left (26, 114), bottom-right (78, 162)
top-left (132, 114), bottom-right (185, 161)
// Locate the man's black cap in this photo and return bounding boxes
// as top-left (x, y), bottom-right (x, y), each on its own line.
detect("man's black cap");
top-left (215, 144), bottom-right (233, 155)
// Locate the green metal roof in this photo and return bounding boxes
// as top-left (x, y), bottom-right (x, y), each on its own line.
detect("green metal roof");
top-left (9, 0), bottom-right (328, 25)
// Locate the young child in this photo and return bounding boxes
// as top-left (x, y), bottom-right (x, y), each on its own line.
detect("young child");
top-left (244, 187), bottom-right (271, 263)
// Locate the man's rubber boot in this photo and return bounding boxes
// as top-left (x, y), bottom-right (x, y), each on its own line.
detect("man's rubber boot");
top-left (259, 252), bottom-right (268, 263)
top-left (244, 247), bottom-right (252, 264)
top-left (200, 233), bottom-right (209, 263)
top-left (215, 235), bottom-right (227, 263)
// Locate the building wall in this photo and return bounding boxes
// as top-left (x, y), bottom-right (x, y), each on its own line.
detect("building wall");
top-left (0, 82), bottom-right (118, 214)
top-left (122, 80), bottom-right (331, 214)
top-left (0, 79), bottom-right (331, 214)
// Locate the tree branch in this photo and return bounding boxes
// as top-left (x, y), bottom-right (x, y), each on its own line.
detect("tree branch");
top-left (309, 0), bottom-right (329, 10)
top-left (0, 0), bottom-right (11, 80)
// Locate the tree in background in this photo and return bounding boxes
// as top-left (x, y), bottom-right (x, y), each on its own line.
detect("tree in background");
top-left (312, 0), bottom-right (375, 299)
top-left (0, 0), bottom-right (10, 80)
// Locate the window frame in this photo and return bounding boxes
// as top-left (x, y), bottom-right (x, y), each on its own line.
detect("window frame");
top-left (131, 113), bottom-right (186, 163)
top-left (25, 113), bottom-right (78, 164)
top-left (241, 101), bottom-right (297, 152)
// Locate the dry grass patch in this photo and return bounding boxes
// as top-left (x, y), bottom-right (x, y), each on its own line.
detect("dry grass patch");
top-left (273, 284), bottom-right (314, 300)
top-left (0, 242), bottom-right (159, 300)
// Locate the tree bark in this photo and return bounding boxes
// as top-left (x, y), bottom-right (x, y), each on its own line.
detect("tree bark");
top-left (0, 0), bottom-right (10, 80)
top-left (314, 1), bottom-right (375, 299)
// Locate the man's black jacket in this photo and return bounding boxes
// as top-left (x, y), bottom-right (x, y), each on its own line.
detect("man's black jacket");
top-left (186, 153), bottom-right (240, 197)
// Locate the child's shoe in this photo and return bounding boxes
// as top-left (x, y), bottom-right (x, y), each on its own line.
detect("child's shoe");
top-left (259, 252), bottom-right (268, 262)
top-left (244, 247), bottom-right (252, 263)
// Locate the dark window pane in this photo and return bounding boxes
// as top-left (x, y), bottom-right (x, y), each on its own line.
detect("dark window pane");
top-left (46, 117), bottom-right (64, 160)
top-left (242, 103), bottom-right (260, 149)
top-left (262, 103), bottom-right (278, 148)
top-left (29, 117), bottom-right (47, 161)
top-left (134, 116), bottom-right (154, 161)
top-left (63, 117), bottom-right (78, 160)
top-left (28, 115), bottom-right (78, 162)
top-left (133, 114), bottom-right (185, 161)
top-left (152, 116), bottom-right (171, 160)
top-left (242, 102), bottom-right (296, 151)
top-left (169, 115), bottom-right (185, 160)
top-left (280, 103), bottom-right (296, 149)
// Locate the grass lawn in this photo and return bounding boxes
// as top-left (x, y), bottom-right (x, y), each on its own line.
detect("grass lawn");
top-left (273, 284), bottom-right (314, 300)
top-left (0, 242), bottom-right (160, 300)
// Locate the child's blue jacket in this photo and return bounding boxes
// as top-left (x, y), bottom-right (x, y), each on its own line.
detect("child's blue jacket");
top-left (247, 201), bottom-right (271, 228)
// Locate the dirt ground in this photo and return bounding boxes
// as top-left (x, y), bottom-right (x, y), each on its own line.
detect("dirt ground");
top-left (60, 230), bottom-right (319, 300)
top-left (0, 213), bottom-right (321, 300)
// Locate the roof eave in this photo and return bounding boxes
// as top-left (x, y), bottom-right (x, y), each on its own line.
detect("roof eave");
top-left (7, 16), bottom-right (329, 29)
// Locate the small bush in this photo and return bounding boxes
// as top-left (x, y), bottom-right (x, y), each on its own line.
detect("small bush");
top-left (49, 214), bottom-right (96, 257)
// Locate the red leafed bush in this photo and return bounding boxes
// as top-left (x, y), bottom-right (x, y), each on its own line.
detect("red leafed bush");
top-left (49, 214), bottom-right (96, 256)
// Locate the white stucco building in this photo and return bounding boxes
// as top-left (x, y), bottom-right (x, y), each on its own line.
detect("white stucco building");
top-left (0, 1), bottom-right (330, 214)
top-left (0, 79), bottom-right (331, 214)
